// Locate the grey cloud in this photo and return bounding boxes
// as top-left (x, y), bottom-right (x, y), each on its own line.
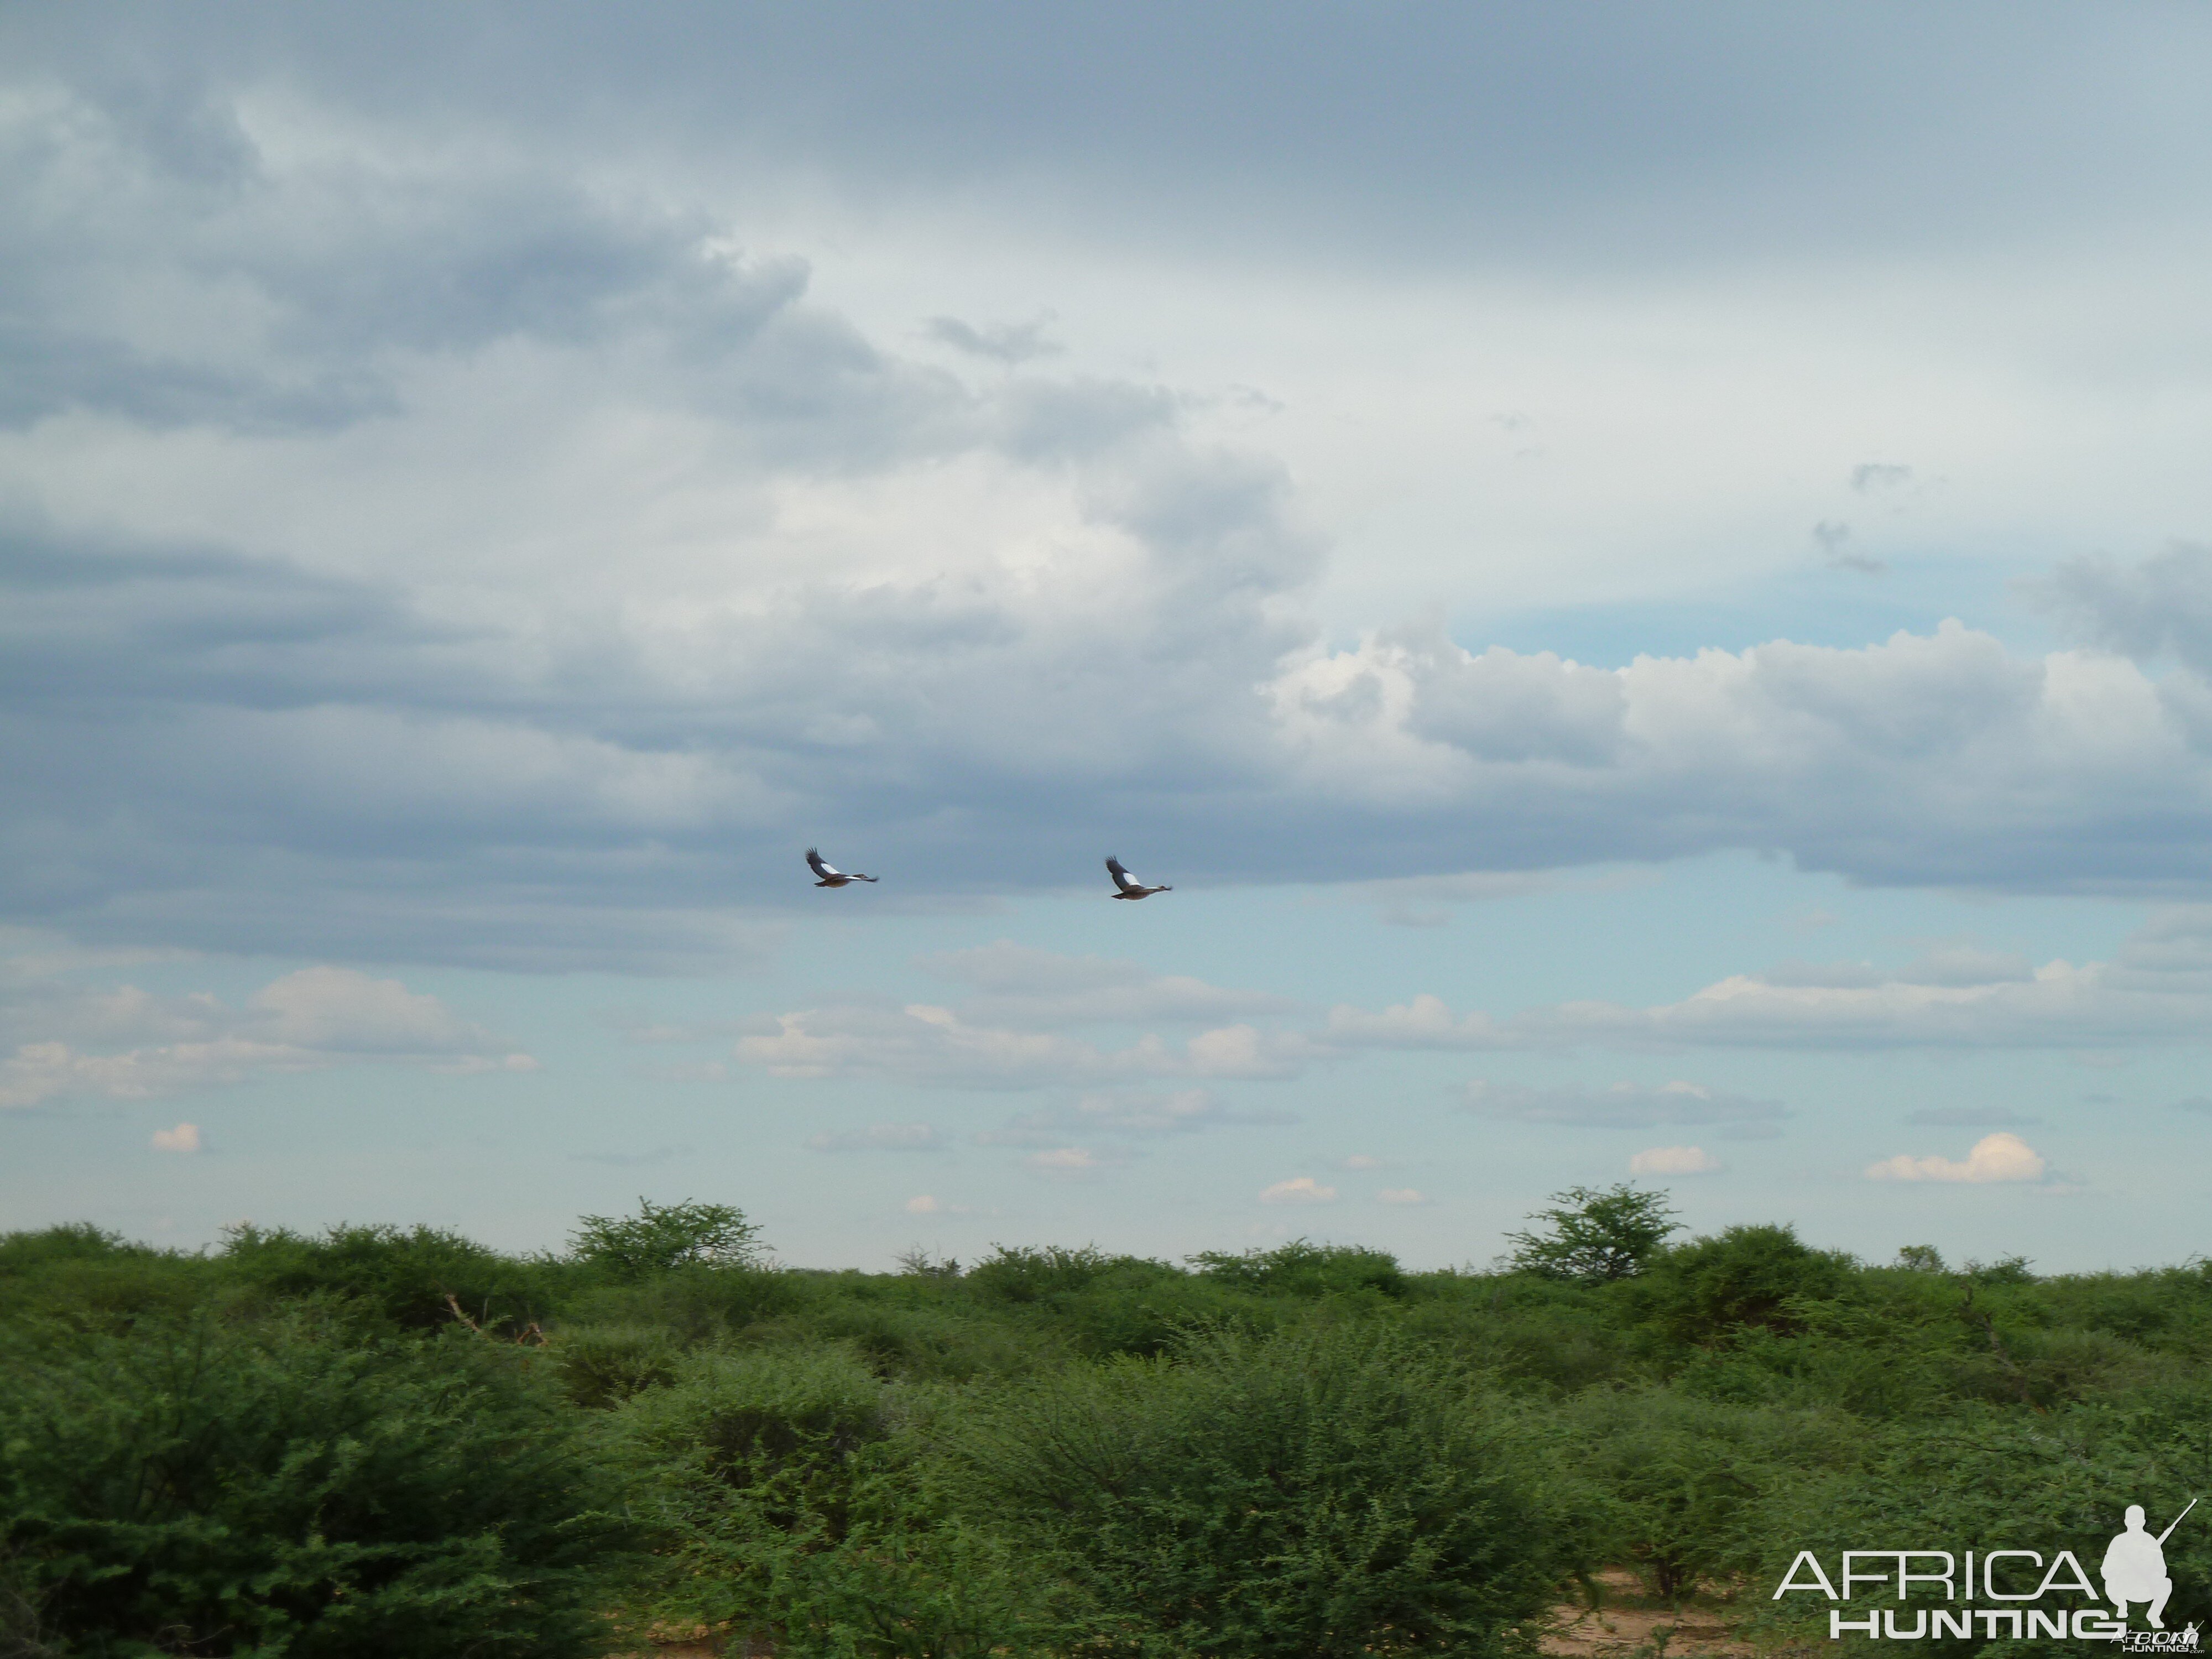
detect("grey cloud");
top-left (2110, 907), bottom-right (2212, 988)
top-left (1462, 1078), bottom-right (1786, 1129)
top-left (1759, 959), bottom-right (1886, 990)
top-left (977, 1088), bottom-right (1295, 1147)
top-left (0, 80), bottom-right (819, 432)
top-left (571, 1143), bottom-right (692, 1166)
top-left (1022, 1145), bottom-right (1135, 1181)
top-left (1813, 520), bottom-right (1885, 576)
top-left (2038, 544), bottom-right (2212, 677)
top-left (807, 1123), bottom-right (945, 1153)
top-left (1894, 946), bottom-right (2036, 988)
top-left (734, 1003), bottom-right (1322, 1090)
top-left (1279, 615), bottom-right (2212, 898)
top-left (916, 942), bottom-right (1297, 1028)
top-left (993, 378), bottom-right (1184, 463)
top-left (926, 316), bottom-right (1060, 364)
top-left (14, 35), bottom-right (2212, 974)
top-left (1396, 630), bottom-right (1626, 765)
top-left (0, 327), bottom-right (398, 433)
top-left (1906, 1107), bottom-right (2041, 1127)
top-left (1331, 910), bottom-right (2212, 1053)
top-left (1760, 948), bottom-right (2032, 992)
top-left (1339, 870), bottom-right (1642, 928)
top-left (610, 1012), bottom-right (753, 1045)
top-left (0, 954), bottom-right (531, 1109)
top-left (0, 520), bottom-right (448, 711)
top-left (21, 505), bottom-right (2212, 974)
top-left (14, 3), bottom-right (2204, 276)
top-left (1850, 464), bottom-right (1913, 493)
top-left (0, 97), bottom-right (1323, 968)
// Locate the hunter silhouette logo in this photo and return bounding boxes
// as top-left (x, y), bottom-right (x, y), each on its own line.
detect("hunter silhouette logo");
top-left (1772, 1497), bottom-right (2199, 1644)
top-left (2106, 1499), bottom-right (2192, 1631)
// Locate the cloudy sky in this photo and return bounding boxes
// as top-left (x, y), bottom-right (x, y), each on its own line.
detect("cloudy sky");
top-left (7, 2), bottom-right (2212, 1270)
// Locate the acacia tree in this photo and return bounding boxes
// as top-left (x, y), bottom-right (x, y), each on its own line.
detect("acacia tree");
top-left (1505, 1185), bottom-right (1680, 1283)
top-left (570, 1198), bottom-right (764, 1280)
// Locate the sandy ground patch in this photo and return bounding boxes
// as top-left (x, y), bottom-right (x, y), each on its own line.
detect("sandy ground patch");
top-left (1539, 1568), bottom-right (1763, 1656)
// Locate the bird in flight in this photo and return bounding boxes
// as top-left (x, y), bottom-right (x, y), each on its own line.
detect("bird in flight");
top-left (806, 848), bottom-right (878, 887)
top-left (1105, 856), bottom-right (1172, 900)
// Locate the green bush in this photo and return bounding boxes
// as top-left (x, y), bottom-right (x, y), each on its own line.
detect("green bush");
top-left (1635, 1223), bottom-right (1852, 1344)
top-left (570, 1199), bottom-right (763, 1281)
top-left (559, 1262), bottom-right (805, 1346)
top-left (1503, 1185), bottom-right (1680, 1284)
top-left (1559, 1385), bottom-right (1854, 1599)
top-left (0, 1315), bottom-right (629, 1658)
top-left (610, 1346), bottom-right (1062, 1656)
top-left (24, 1198), bottom-right (2212, 1657)
top-left (614, 1343), bottom-right (889, 1513)
top-left (1397, 1273), bottom-right (1646, 1394)
top-left (552, 1323), bottom-right (685, 1408)
top-left (218, 1223), bottom-right (545, 1334)
top-left (954, 1322), bottom-right (1558, 1658)
top-left (962, 1245), bottom-right (1128, 1303)
top-left (752, 1294), bottom-right (1061, 1382)
top-left (1187, 1238), bottom-right (1408, 1300)
top-left (962, 1248), bottom-right (1250, 1358)
top-left (0, 1226), bottom-right (215, 1331)
top-left (1751, 1382), bottom-right (2212, 1653)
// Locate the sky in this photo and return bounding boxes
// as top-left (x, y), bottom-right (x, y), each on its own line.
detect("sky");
top-left (6, 2), bottom-right (2212, 1272)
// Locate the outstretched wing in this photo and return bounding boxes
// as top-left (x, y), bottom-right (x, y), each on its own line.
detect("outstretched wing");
top-left (1104, 856), bottom-right (1136, 892)
top-left (806, 848), bottom-right (837, 879)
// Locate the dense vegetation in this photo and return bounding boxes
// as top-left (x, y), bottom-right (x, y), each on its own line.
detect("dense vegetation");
top-left (3, 1192), bottom-right (2209, 1656)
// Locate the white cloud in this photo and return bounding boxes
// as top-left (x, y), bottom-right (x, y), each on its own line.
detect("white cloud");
top-left (1628, 1145), bottom-right (1723, 1176)
top-left (246, 966), bottom-right (490, 1053)
top-left (1337, 869), bottom-right (1645, 927)
top-left (736, 1004), bottom-right (1103, 1088)
top-left (721, 912), bottom-right (2212, 1122)
top-left (978, 1089), bottom-right (1294, 1147)
top-left (1325, 995), bottom-right (1507, 1050)
top-left (2039, 543), bottom-right (2212, 677)
top-left (807, 1123), bottom-right (944, 1153)
top-left (4, 1037), bottom-right (310, 1109)
top-left (1024, 1146), bottom-right (1129, 1180)
top-left (149, 1121), bottom-right (202, 1153)
top-left (1376, 1187), bottom-right (1427, 1205)
top-left (1343, 1153), bottom-right (1383, 1170)
top-left (1259, 1176), bottom-right (1337, 1204)
top-left (0, 950), bottom-right (529, 1109)
top-left (1907, 1106), bottom-right (2041, 1127)
top-left (916, 942), bottom-right (1297, 1028)
top-left (734, 1002), bottom-right (1321, 1089)
top-left (1180, 1025), bottom-right (1317, 1079)
top-left (1461, 1077), bottom-right (1786, 1127)
top-left (1338, 911), bottom-right (2212, 1054)
top-left (904, 1194), bottom-right (942, 1214)
top-left (8, 31), bottom-right (2212, 978)
top-left (1865, 1131), bottom-right (2049, 1185)
top-left (1271, 618), bottom-right (2212, 899)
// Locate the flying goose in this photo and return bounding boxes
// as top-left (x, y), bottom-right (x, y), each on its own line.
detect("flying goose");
top-left (806, 848), bottom-right (878, 887)
top-left (1105, 856), bottom-right (1171, 900)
